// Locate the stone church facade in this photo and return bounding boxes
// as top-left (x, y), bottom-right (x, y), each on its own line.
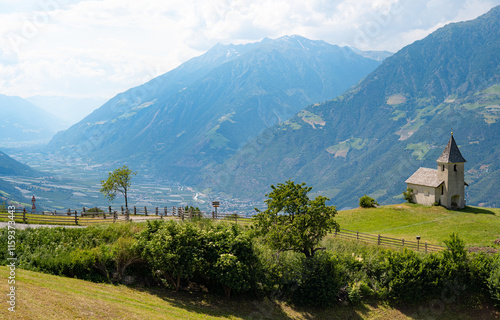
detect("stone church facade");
top-left (405, 134), bottom-right (468, 210)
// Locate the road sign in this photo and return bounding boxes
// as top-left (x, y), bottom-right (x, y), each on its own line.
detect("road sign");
top-left (212, 201), bottom-right (220, 207)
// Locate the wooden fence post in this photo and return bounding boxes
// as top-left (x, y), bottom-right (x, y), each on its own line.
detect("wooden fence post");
top-left (134, 206), bottom-right (137, 215)
top-left (425, 243), bottom-right (428, 253)
top-left (109, 206), bottom-right (112, 215)
top-left (164, 206), bottom-right (167, 217)
top-left (144, 206), bottom-right (148, 216)
top-left (82, 207), bottom-right (86, 215)
top-left (189, 208), bottom-right (193, 219)
top-left (67, 208), bottom-right (71, 216)
top-left (212, 211), bottom-right (215, 220)
top-left (172, 206), bottom-right (176, 217)
top-left (356, 231), bottom-right (359, 241)
top-left (377, 235), bottom-right (381, 246)
top-left (74, 211), bottom-right (78, 225)
top-left (121, 206), bottom-right (124, 215)
top-left (113, 211), bottom-right (117, 223)
top-left (23, 208), bottom-right (26, 224)
top-left (180, 207), bottom-right (184, 221)
top-left (126, 208), bottom-right (130, 221)
top-left (156, 207), bottom-right (158, 216)
top-left (402, 239), bottom-right (405, 247)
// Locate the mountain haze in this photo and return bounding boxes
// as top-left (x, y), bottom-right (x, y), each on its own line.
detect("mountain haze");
top-left (0, 150), bottom-right (37, 206)
top-left (0, 95), bottom-right (65, 147)
top-left (48, 36), bottom-right (384, 181)
top-left (208, 6), bottom-right (500, 208)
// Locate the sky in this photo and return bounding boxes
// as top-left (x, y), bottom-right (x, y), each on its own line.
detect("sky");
top-left (0, 0), bottom-right (499, 116)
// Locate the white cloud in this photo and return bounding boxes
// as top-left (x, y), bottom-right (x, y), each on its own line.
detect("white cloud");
top-left (0, 0), bottom-right (499, 100)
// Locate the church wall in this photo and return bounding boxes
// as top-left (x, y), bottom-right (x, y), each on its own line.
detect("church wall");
top-left (407, 183), bottom-right (438, 206)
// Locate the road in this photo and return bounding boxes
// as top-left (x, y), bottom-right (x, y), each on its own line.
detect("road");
top-left (0, 222), bottom-right (85, 229)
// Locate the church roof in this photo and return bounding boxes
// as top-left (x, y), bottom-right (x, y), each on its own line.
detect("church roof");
top-left (405, 167), bottom-right (444, 188)
top-left (436, 134), bottom-right (466, 163)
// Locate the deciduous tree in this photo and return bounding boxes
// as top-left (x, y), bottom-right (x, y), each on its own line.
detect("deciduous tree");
top-left (100, 165), bottom-right (136, 208)
top-left (254, 180), bottom-right (339, 258)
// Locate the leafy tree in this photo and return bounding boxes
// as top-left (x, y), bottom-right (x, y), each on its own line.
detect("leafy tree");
top-left (359, 195), bottom-right (378, 208)
top-left (254, 180), bottom-right (339, 258)
top-left (100, 165), bottom-right (136, 208)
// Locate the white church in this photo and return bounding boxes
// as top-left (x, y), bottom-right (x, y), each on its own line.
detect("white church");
top-left (405, 134), bottom-right (468, 210)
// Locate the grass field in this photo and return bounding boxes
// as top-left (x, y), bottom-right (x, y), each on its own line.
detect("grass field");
top-left (0, 267), bottom-right (498, 320)
top-left (335, 203), bottom-right (500, 247)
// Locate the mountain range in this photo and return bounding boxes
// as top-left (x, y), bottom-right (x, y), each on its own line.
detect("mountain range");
top-left (47, 36), bottom-right (385, 181)
top-left (45, 6), bottom-right (500, 210)
top-left (0, 95), bottom-right (66, 147)
top-left (0, 150), bottom-right (37, 206)
top-left (206, 5), bottom-right (500, 208)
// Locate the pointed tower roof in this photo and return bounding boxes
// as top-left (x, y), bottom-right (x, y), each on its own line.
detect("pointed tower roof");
top-left (437, 134), bottom-right (466, 163)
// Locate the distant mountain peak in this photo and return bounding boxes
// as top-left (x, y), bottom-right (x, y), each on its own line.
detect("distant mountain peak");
top-left (48, 35), bottom-right (383, 186)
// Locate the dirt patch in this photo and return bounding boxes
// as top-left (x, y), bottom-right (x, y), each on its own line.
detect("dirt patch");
top-left (468, 246), bottom-right (499, 254)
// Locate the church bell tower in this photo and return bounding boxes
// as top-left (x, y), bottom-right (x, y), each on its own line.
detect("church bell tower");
top-left (436, 133), bottom-right (467, 210)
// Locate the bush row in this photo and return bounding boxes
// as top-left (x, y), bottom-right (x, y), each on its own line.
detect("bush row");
top-left (0, 220), bottom-right (499, 307)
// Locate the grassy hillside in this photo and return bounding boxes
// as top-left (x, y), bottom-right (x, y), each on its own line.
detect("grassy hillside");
top-left (1, 267), bottom-right (497, 320)
top-left (335, 203), bottom-right (500, 247)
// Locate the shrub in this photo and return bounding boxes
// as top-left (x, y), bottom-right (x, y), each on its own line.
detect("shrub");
top-left (214, 254), bottom-right (251, 297)
top-left (403, 188), bottom-right (414, 203)
top-left (135, 220), bottom-right (258, 295)
top-left (291, 252), bottom-right (344, 307)
top-left (488, 256), bottom-right (500, 307)
top-left (442, 233), bottom-right (468, 282)
top-left (384, 249), bottom-right (444, 302)
top-left (359, 195), bottom-right (378, 208)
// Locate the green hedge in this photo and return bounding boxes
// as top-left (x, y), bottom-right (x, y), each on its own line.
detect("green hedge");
top-left (0, 222), bottom-right (498, 308)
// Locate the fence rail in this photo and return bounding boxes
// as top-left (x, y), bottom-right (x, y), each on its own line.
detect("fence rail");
top-left (333, 228), bottom-right (445, 253)
top-left (0, 206), bottom-right (253, 226)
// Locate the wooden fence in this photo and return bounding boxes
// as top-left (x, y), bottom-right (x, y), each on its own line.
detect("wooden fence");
top-left (0, 206), bottom-right (253, 226)
top-left (333, 228), bottom-right (445, 253)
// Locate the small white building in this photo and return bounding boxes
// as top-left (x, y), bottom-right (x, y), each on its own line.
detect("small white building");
top-left (405, 134), bottom-right (468, 210)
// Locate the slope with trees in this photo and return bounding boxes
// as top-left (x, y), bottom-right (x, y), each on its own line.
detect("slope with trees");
top-left (47, 36), bottom-right (385, 183)
top-left (209, 6), bottom-right (500, 208)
